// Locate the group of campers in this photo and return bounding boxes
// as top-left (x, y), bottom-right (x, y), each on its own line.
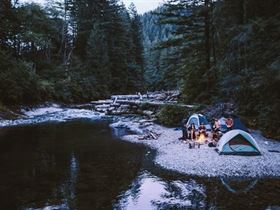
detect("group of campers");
top-left (179, 113), bottom-right (262, 155)
top-left (179, 115), bottom-right (234, 149)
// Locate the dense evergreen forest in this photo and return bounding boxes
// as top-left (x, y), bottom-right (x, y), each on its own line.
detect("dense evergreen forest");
top-left (141, 7), bottom-right (177, 90)
top-left (0, 0), bottom-right (279, 137)
top-left (142, 0), bottom-right (280, 137)
top-left (0, 0), bottom-right (144, 104)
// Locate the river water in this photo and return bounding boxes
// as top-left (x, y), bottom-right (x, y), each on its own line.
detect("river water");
top-left (0, 106), bottom-right (279, 210)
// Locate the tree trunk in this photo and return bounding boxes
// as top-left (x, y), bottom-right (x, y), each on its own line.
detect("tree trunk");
top-left (210, 1), bottom-right (217, 81)
top-left (204, 0), bottom-right (211, 71)
top-left (242, 0), bottom-right (248, 24)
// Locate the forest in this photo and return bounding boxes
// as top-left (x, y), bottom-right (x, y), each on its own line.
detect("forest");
top-left (143, 0), bottom-right (280, 138)
top-left (0, 0), bottom-right (144, 104)
top-left (0, 0), bottom-right (280, 137)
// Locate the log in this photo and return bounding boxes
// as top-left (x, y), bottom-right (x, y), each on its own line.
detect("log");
top-left (142, 110), bottom-right (154, 118)
top-left (91, 100), bottom-right (113, 105)
top-left (95, 104), bottom-right (111, 109)
top-left (116, 100), bottom-right (193, 108)
top-left (149, 131), bottom-right (157, 139)
top-left (111, 95), bottom-right (147, 100)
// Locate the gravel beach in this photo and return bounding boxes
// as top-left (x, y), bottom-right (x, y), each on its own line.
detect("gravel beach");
top-left (111, 118), bottom-right (280, 178)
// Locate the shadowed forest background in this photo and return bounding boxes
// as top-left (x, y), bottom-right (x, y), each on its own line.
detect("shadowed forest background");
top-left (0, 0), bottom-right (280, 137)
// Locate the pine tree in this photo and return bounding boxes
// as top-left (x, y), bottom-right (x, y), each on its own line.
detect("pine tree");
top-left (126, 3), bottom-right (144, 90)
top-left (157, 0), bottom-right (215, 102)
top-left (86, 22), bottom-right (110, 93)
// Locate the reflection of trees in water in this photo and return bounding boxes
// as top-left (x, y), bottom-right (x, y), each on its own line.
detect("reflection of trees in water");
top-left (148, 168), bottom-right (280, 210)
top-left (113, 171), bottom-right (148, 209)
top-left (0, 121), bottom-right (144, 210)
top-left (205, 177), bottom-right (280, 210)
top-left (0, 125), bottom-right (72, 209)
top-left (220, 177), bottom-right (258, 194)
top-left (1, 122), bottom-right (280, 210)
top-left (74, 142), bottom-right (145, 210)
top-left (58, 153), bottom-right (79, 210)
top-left (152, 179), bottom-right (206, 210)
top-left (114, 171), bottom-right (207, 210)
top-left (151, 176), bottom-right (261, 210)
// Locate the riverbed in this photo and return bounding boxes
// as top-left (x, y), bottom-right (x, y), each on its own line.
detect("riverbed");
top-left (0, 105), bottom-right (279, 209)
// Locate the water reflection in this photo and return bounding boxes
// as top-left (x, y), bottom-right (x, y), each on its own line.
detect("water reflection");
top-left (220, 177), bottom-right (258, 194)
top-left (0, 120), bottom-right (279, 210)
top-left (115, 171), bottom-right (207, 210)
top-left (58, 153), bottom-right (79, 210)
top-left (23, 204), bottom-right (69, 210)
top-left (20, 154), bottom-right (79, 210)
top-left (115, 170), bottom-right (280, 210)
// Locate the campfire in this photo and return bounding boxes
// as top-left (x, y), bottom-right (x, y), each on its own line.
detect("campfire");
top-left (197, 133), bottom-right (206, 144)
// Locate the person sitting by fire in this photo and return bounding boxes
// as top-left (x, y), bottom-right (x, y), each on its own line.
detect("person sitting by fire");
top-left (225, 117), bottom-right (234, 131)
top-left (212, 118), bottom-right (221, 141)
top-left (199, 123), bottom-right (207, 135)
top-left (179, 118), bottom-right (188, 140)
top-left (187, 123), bottom-right (197, 149)
top-left (187, 123), bottom-right (196, 140)
top-left (197, 122), bottom-right (208, 141)
top-left (213, 118), bottom-right (220, 132)
top-left (210, 118), bottom-right (221, 145)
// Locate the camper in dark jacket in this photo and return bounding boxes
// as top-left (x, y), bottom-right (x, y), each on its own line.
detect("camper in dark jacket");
top-left (179, 118), bottom-right (188, 140)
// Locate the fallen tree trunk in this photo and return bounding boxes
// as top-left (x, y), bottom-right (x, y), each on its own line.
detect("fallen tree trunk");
top-left (116, 100), bottom-right (194, 108)
top-left (111, 95), bottom-right (146, 100)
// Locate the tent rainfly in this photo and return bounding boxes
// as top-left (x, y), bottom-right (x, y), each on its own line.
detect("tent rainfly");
top-left (217, 129), bottom-right (261, 155)
top-left (219, 116), bottom-right (249, 133)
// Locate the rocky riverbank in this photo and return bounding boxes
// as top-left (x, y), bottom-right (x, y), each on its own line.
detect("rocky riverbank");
top-left (1, 101), bottom-right (280, 178)
top-left (0, 104), bottom-right (22, 121)
top-left (110, 117), bottom-right (280, 178)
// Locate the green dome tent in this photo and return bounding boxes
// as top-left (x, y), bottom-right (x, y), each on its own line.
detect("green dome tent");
top-left (217, 129), bottom-right (261, 155)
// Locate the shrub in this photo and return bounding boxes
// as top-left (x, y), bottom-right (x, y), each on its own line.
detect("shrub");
top-left (0, 50), bottom-right (41, 105)
top-left (156, 104), bottom-right (190, 127)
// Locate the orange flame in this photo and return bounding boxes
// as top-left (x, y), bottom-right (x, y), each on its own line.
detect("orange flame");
top-left (197, 134), bottom-right (206, 143)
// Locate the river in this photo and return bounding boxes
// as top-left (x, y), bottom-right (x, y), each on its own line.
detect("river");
top-left (0, 106), bottom-right (279, 210)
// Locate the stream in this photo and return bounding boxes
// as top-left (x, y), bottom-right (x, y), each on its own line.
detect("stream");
top-left (0, 105), bottom-right (279, 210)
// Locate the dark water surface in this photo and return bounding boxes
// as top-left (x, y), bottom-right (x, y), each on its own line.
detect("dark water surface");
top-left (0, 120), bottom-right (279, 210)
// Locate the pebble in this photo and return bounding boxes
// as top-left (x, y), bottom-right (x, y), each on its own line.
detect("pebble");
top-left (115, 119), bottom-right (280, 177)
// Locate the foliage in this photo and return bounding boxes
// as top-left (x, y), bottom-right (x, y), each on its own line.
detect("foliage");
top-left (0, 0), bottom-right (280, 138)
top-left (143, 0), bottom-right (280, 138)
top-left (0, 49), bottom-right (40, 105)
top-left (141, 7), bottom-right (178, 90)
top-left (0, 0), bottom-right (144, 105)
top-left (156, 104), bottom-right (190, 127)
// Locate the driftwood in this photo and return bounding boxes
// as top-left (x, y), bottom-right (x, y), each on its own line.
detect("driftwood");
top-left (111, 91), bottom-right (179, 102)
top-left (111, 94), bottom-right (146, 100)
top-left (116, 100), bottom-right (193, 108)
top-left (91, 100), bottom-right (113, 105)
top-left (138, 130), bottom-right (161, 140)
top-left (90, 91), bottom-right (193, 116)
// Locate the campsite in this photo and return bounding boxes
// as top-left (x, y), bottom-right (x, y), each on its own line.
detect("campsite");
top-left (1, 0), bottom-right (280, 209)
top-left (118, 118), bottom-right (279, 177)
top-left (107, 95), bottom-right (280, 178)
top-left (1, 102), bottom-right (280, 210)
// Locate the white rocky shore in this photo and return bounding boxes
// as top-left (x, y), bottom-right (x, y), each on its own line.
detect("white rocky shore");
top-left (111, 118), bottom-right (280, 178)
